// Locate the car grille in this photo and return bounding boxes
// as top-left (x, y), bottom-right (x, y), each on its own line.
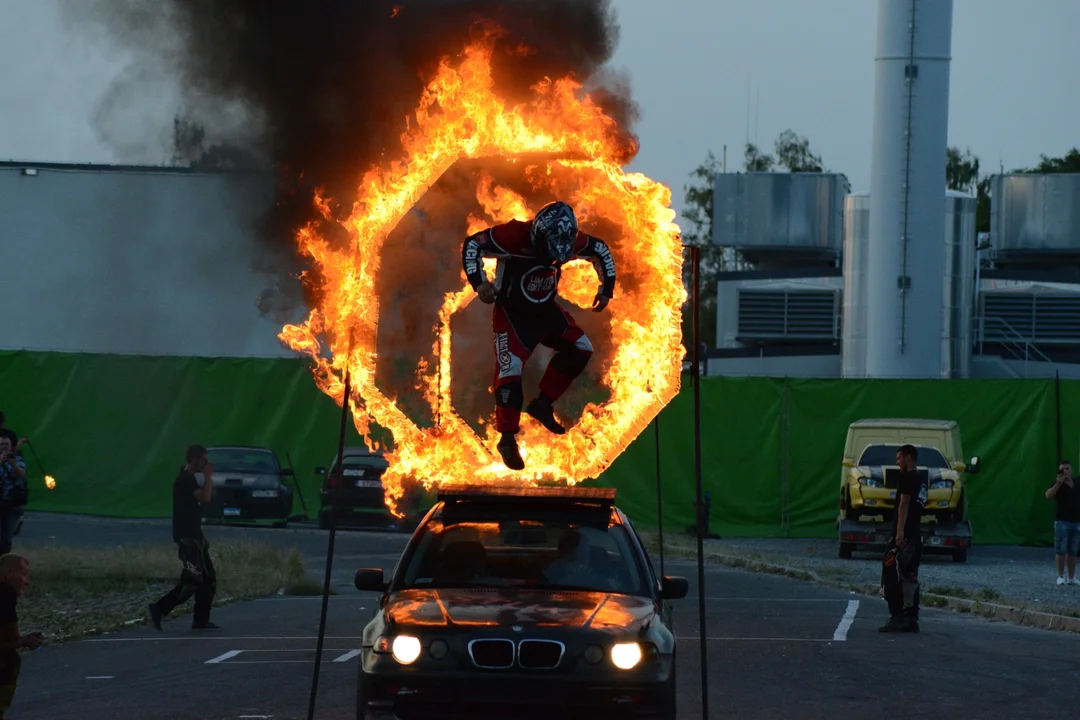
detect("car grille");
top-left (517, 640), bottom-right (564, 670)
top-left (467, 639), bottom-right (515, 669)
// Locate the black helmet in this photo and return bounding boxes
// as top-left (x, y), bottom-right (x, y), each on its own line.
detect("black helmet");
top-left (530, 201), bottom-right (578, 262)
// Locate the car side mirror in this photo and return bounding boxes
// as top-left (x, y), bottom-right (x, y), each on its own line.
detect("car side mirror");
top-left (967, 456), bottom-right (980, 474)
top-left (842, 459), bottom-right (855, 468)
top-left (280, 468), bottom-right (295, 477)
top-left (314, 466), bottom-right (327, 476)
top-left (354, 568), bottom-right (387, 592)
top-left (659, 576), bottom-right (689, 600)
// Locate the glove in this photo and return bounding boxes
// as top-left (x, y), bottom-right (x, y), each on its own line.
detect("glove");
top-left (592, 293), bottom-right (611, 313)
top-left (477, 282), bottom-right (496, 304)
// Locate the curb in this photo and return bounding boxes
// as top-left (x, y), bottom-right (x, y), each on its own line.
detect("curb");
top-left (658, 542), bottom-right (1080, 635)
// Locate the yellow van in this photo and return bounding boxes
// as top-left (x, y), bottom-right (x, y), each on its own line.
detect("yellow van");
top-left (836, 418), bottom-right (981, 563)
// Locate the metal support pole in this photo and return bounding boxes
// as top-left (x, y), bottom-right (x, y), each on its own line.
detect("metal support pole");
top-left (1055, 370), bottom-right (1062, 462)
top-left (691, 245), bottom-right (710, 720)
top-left (307, 369), bottom-right (352, 720)
top-left (654, 417), bottom-right (664, 578)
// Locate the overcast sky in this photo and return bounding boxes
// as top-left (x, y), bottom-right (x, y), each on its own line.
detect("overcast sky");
top-left (2, 0), bottom-right (1077, 220)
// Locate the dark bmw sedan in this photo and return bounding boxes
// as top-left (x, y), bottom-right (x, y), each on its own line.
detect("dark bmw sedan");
top-left (351, 485), bottom-right (688, 720)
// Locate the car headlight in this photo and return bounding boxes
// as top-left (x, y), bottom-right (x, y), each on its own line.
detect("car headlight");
top-left (930, 480), bottom-right (954, 490)
top-left (611, 642), bottom-right (642, 670)
top-left (857, 477), bottom-right (884, 488)
top-left (391, 635), bottom-right (422, 665)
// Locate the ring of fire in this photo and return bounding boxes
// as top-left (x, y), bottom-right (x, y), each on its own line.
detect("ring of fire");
top-left (278, 31), bottom-right (686, 515)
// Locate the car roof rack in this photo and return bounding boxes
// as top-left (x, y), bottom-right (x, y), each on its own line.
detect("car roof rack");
top-left (437, 484), bottom-right (616, 507)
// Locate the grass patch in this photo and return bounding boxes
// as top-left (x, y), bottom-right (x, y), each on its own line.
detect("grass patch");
top-left (17, 537), bottom-right (319, 642)
top-left (926, 585), bottom-right (972, 599)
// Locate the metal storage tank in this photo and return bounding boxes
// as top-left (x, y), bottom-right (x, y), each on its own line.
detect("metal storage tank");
top-left (864, 0), bottom-right (953, 378)
top-left (942, 190), bottom-right (977, 378)
top-left (990, 173), bottom-right (1080, 263)
top-left (842, 189), bottom-right (976, 379)
top-left (841, 192), bottom-right (871, 377)
top-left (711, 172), bottom-right (847, 266)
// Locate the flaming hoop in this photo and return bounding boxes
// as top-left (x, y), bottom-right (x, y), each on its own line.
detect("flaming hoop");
top-left (279, 31), bottom-right (686, 514)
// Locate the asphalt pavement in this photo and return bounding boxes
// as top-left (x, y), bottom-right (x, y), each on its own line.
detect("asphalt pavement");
top-left (11, 513), bottom-right (1080, 719)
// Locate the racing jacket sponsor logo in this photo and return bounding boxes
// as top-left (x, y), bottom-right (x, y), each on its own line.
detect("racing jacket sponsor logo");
top-left (464, 240), bottom-right (481, 277)
top-left (594, 242), bottom-right (616, 279)
top-left (496, 331), bottom-right (512, 372)
top-left (519, 265), bottom-right (559, 303)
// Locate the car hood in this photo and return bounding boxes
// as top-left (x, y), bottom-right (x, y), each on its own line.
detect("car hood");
top-left (848, 465), bottom-right (959, 482)
top-left (384, 588), bottom-right (657, 632)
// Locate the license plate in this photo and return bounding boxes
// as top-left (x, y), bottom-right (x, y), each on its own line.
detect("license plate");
top-left (355, 479), bottom-right (382, 488)
top-left (251, 490), bottom-right (277, 498)
top-left (223, 508), bottom-right (241, 516)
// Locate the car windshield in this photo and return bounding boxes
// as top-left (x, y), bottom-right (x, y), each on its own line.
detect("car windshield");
top-left (207, 448), bottom-right (279, 474)
top-left (397, 517), bottom-right (650, 597)
top-left (858, 444), bottom-right (950, 469)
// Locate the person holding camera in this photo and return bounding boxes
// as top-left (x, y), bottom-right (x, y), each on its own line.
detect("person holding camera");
top-left (146, 444), bottom-right (221, 630)
top-left (0, 440), bottom-right (27, 557)
top-left (1046, 460), bottom-right (1080, 585)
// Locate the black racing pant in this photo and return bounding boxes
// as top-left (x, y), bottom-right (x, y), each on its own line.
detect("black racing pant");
top-left (156, 536), bottom-right (217, 623)
top-left (882, 538), bottom-right (922, 618)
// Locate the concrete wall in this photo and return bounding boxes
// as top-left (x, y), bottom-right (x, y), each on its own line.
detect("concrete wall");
top-left (0, 164), bottom-right (305, 357)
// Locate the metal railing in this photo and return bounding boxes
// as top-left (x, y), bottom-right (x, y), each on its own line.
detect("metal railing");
top-left (975, 316), bottom-right (1052, 375)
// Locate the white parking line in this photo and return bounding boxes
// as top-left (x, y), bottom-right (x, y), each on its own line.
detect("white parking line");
top-left (206, 650), bottom-right (244, 664)
top-left (334, 649), bottom-right (362, 662)
top-left (832, 600), bottom-right (860, 641)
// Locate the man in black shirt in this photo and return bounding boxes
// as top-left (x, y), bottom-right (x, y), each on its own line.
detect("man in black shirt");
top-left (0, 553), bottom-right (44, 719)
top-left (880, 444), bottom-right (927, 633)
top-left (1046, 460), bottom-right (1080, 585)
top-left (146, 444), bottom-right (221, 631)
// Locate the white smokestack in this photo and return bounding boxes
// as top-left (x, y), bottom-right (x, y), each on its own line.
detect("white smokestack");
top-left (864, 0), bottom-right (953, 378)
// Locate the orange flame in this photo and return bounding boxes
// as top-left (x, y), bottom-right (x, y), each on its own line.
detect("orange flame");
top-left (278, 29), bottom-right (685, 515)
top-left (45, 475), bottom-right (56, 491)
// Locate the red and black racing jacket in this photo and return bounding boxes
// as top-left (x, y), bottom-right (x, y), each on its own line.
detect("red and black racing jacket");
top-left (461, 219), bottom-right (616, 309)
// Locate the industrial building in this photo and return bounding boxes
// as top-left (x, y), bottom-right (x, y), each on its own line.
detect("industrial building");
top-left (707, 170), bottom-right (1080, 379)
top-left (708, 0), bottom-right (1080, 380)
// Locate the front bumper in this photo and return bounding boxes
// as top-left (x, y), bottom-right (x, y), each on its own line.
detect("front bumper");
top-left (207, 490), bottom-right (289, 520)
top-left (849, 485), bottom-right (957, 513)
top-left (360, 673), bottom-right (671, 720)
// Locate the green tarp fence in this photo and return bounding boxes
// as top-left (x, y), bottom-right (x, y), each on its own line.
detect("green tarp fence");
top-left (2, 350), bottom-right (1075, 546)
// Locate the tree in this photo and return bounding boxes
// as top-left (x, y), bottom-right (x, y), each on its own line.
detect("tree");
top-left (743, 143), bottom-right (774, 172)
top-left (945, 146), bottom-right (990, 233)
top-left (773, 129), bottom-right (824, 173)
top-left (945, 146), bottom-right (980, 193)
top-left (681, 129), bottom-right (842, 349)
top-left (681, 151), bottom-right (725, 348)
top-left (1017, 147), bottom-right (1080, 174)
top-left (170, 114), bottom-right (259, 170)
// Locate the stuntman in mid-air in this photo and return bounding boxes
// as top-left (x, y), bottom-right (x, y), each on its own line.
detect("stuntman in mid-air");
top-left (462, 201), bottom-right (617, 470)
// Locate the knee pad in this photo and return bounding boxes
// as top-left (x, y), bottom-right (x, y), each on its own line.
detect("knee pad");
top-left (552, 346), bottom-right (592, 377)
top-left (902, 579), bottom-right (919, 607)
top-left (495, 382), bottom-right (523, 410)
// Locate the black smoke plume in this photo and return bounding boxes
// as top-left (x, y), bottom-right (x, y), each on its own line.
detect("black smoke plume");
top-left (68, 0), bottom-right (637, 324)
